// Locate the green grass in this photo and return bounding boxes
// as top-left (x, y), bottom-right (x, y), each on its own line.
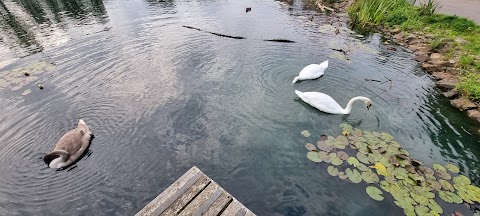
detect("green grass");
top-left (348, 0), bottom-right (480, 100)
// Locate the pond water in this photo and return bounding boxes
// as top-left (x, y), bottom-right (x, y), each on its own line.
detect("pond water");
top-left (0, 0), bottom-right (479, 215)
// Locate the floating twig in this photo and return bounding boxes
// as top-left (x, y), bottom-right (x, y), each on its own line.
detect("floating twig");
top-left (264, 39), bottom-right (296, 43)
top-left (182, 25), bottom-right (246, 39)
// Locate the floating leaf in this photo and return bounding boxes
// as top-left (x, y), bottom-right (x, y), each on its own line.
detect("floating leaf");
top-left (457, 190), bottom-right (474, 204)
top-left (357, 152), bottom-right (370, 164)
top-left (317, 151), bottom-right (330, 162)
top-left (301, 130), bottom-right (310, 137)
top-left (445, 163), bottom-right (460, 173)
top-left (356, 163), bottom-right (370, 172)
top-left (366, 186), bottom-right (384, 201)
top-left (428, 199), bottom-right (443, 214)
top-left (439, 179), bottom-right (454, 192)
top-left (327, 166), bottom-right (339, 176)
top-left (370, 162), bottom-right (388, 177)
top-left (380, 181), bottom-right (390, 192)
top-left (317, 141), bottom-right (333, 152)
top-left (345, 168), bottom-right (362, 184)
top-left (362, 171), bottom-right (379, 184)
top-left (411, 191), bottom-right (429, 206)
top-left (436, 170), bottom-right (452, 180)
top-left (336, 151), bottom-right (349, 160)
top-left (378, 147), bottom-right (387, 154)
top-left (426, 179), bottom-right (441, 191)
top-left (433, 163), bottom-right (446, 172)
top-left (453, 175), bottom-right (471, 186)
top-left (319, 135), bottom-right (328, 141)
top-left (305, 143), bottom-right (316, 151)
top-left (338, 172), bottom-right (348, 180)
top-left (330, 154), bottom-right (344, 166)
top-left (438, 191), bottom-right (463, 204)
top-left (414, 205), bottom-right (430, 215)
top-left (347, 157), bottom-right (360, 167)
top-left (307, 152), bottom-right (322, 162)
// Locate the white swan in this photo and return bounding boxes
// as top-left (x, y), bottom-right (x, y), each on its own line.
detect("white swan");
top-left (292, 60), bottom-right (329, 84)
top-left (43, 119), bottom-right (93, 169)
top-left (295, 90), bottom-right (372, 114)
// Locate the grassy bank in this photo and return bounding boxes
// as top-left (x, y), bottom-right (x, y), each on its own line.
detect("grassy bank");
top-left (347, 0), bottom-right (480, 100)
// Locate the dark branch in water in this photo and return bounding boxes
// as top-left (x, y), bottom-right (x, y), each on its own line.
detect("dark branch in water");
top-left (182, 25), bottom-right (295, 43)
top-left (331, 48), bottom-right (348, 55)
top-left (365, 79), bottom-right (382, 82)
top-left (264, 39), bottom-right (296, 43)
top-left (182, 25), bottom-right (246, 39)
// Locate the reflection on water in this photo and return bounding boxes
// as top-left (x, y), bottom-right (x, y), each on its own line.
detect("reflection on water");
top-left (0, 0), bottom-right (108, 61)
top-left (0, 0), bottom-right (479, 215)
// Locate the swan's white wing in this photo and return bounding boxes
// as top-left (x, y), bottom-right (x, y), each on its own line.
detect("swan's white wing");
top-left (298, 64), bottom-right (325, 80)
top-left (298, 92), bottom-right (345, 114)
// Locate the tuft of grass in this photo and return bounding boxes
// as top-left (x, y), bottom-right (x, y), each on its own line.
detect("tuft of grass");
top-left (456, 72), bottom-right (480, 100)
top-left (458, 55), bottom-right (476, 69)
top-left (348, 0), bottom-right (407, 28)
top-left (430, 38), bottom-right (446, 52)
top-left (419, 0), bottom-right (442, 16)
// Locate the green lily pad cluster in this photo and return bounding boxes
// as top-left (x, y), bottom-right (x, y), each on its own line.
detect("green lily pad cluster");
top-left (303, 123), bottom-right (480, 216)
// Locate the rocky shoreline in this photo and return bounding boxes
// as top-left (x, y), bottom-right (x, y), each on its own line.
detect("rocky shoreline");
top-left (311, 0), bottom-right (480, 123)
top-left (381, 28), bottom-right (480, 122)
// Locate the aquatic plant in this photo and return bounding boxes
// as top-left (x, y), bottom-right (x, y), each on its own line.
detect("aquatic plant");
top-left (0, 61), bottom-right (55, 94)
top-left (303, 123), bottom-right (480, 216)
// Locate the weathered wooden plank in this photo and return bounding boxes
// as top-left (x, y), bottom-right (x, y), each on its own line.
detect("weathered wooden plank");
top-left (192, 187), bottom-right (222, 216)
top-left (136, 166), bottom-right (203, 216)
top-left (244, 210), bottom-right (256, 216)
top-left (160, 176), bottom-right (211, 216)
top-left (220, 199), bottom-right (247, 216)
top-left (177, 182), bottom-right (220, 216)
top-left (202, 192), bottom-right (232, 216)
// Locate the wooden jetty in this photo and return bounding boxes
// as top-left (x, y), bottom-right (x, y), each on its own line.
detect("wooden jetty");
top-left (136, 166), bottom-right (256, 216)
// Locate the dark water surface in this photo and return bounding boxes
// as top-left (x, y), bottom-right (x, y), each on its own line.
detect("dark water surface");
top-left (1, 0), bottom-right (479, 215)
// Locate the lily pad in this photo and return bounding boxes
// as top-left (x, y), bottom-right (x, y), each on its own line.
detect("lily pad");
top-left (457, 190), bottom-right (474, 204)
top-left (438, 191), bottom-right (463, 204)
top-left (301, 130), bottom-right (310, 137)
top-left (453, 175), bottom-right (471, 186)
top-left (366, 186), bottom-right (384, 201)
top-left (305, 143), bottom-right (316, 151)
top-left (307, 152), bottom-right (322, 162)
top-left (428, 199), bottom-right (443, 214)
top-left (439, 179), bottom-right (454, 192)
top-left (380, 180), bottom-right (390, 192)
top-left (348, 169), bottom-right (362, 184)
top-left (327, 166), bottom-right (339, 176)
top-left (445, 163), bottom-right (460, 173)
top-left (330, 154), bottom-right (344, 166)
top-left (317, 151), bottom-right (330, 162)
top-left (362, 171), bottom-right (379, 184)
top-left (370, 162), bottom-right (388, 177)
top-left (336, 151), bottom-right (349, 160)
top-left (436, 170), bottom-right (452, 180)
top-left (357, 152), bottom-right (370, 164)
top-left (414, 205), bottom-right (430, 215)
top-left (338, 172), bottom-right (348, 180)
top-left (317, 141), bottom-right (333, 152)
top-left (347, 157), bottom-right (360, 167)
top-left (433, 163), bottom-right (446, 172)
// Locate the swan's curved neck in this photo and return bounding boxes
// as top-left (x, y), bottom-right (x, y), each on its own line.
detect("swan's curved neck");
top-left (49, 153), bottom-right (68, 169)
top-left (343, 96), bottom-right (370, 114)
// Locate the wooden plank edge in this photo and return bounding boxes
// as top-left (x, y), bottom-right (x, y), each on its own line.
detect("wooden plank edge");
top-left (136, 166), bottom-right (204, 216)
